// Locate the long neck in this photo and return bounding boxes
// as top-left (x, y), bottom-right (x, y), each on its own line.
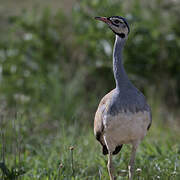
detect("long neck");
top-left (113, 35), bottom-right (130, 89)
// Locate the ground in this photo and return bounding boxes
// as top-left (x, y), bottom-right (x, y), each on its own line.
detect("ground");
top-left (1, 103), bottom-right (180, 180)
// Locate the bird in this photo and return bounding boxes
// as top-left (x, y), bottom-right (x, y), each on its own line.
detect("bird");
top-left (94, 16), bottom-right (152, 180)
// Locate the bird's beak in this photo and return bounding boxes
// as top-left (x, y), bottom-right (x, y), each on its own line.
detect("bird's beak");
top-left (95, 16), bottom-right (110, 24)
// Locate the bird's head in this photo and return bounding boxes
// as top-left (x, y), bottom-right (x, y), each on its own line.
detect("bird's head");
top-left (95, 16), bottom-right (130, 38)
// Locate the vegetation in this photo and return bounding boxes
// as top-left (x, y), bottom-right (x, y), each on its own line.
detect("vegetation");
top-left (0, 0), bottom-right (180, 179)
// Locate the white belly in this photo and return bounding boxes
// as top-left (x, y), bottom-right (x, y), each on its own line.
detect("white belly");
top-left (103, 111), bottom-right (150, 148)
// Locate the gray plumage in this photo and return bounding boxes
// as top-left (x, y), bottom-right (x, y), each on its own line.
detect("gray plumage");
top-left (108, 37), bottom-right (151, 116)
top-left (94, 16), bottom-right (152, 180)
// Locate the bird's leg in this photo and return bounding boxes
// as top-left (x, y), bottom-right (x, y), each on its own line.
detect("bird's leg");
top-left (128, 142), bottom-right (139, 180)
top-left (107, 152), bottom-right (114, 180)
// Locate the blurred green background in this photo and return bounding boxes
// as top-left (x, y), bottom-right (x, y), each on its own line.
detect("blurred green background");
top-left (0, 0), bottom-right (180, 179)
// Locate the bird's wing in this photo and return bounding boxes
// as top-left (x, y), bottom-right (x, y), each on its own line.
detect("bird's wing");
top-left (147, 107), bottom-right (152, 130)
top-left (94, 89), bottom-right (115, 145)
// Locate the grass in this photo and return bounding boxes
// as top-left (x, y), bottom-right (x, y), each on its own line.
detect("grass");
top-left (0, 102), bottom-right (180, 180)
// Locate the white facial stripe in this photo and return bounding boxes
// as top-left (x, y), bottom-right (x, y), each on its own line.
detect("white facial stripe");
top-left (110, 18), bottom-right (124, 24)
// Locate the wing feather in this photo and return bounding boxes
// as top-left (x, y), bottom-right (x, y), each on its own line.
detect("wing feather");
top-left (94, 90), bottom-right (115, 145)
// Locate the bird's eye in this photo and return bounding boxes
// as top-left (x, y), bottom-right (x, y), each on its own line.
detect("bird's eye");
top-left (114, 20), bottom-right (120, 24)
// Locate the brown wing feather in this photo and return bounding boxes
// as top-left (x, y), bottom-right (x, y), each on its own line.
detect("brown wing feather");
top-left (94, 89), bottom-right (115, 145)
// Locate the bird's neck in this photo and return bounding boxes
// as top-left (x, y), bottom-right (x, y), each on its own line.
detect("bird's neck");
top-left (113, 35), bottom-right (130, 90)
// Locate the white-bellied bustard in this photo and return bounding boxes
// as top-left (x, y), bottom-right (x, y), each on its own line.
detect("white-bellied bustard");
top-left (94, 16), bottom-right (152, 180)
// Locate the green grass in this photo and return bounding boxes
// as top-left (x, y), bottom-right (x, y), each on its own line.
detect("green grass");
top-left (0, 1), bottom-right (180, 179)
top-left (0, 104), bottom-right (180, 180)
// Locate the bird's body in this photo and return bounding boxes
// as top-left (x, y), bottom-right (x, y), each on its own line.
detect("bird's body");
top-left (94, 16), bottom-right (152, 180)
top-left (94, 88), bottom-right (151, 149)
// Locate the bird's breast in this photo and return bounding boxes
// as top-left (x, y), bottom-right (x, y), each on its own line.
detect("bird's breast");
top-left (103, 110), bottom-right (151, 144)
